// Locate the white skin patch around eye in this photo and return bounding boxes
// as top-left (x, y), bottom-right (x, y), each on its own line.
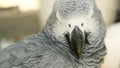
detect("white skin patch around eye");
top-left (53, 21), bottom-right (68, 35)
top-left (54, 12), bottom-right (70, 35)
top-left (54, 11), bottom-right (94, 36)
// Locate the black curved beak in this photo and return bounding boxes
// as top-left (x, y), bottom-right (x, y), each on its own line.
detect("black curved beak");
top-left (70, 26), bottom-right (85, 59)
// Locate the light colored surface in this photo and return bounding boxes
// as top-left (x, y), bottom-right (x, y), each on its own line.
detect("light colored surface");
top-left (0, 38), bottom-right (13, 50)
top-left (96, 0), bottom-right (118, 26)
top-left (39, 0), bottom-right (56, 30)
top-left (0, 0), bottom-right (40, 12)
top-left (101, 23), bottom-right (120, 68)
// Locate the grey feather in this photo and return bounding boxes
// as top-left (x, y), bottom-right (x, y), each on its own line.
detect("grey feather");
top-left (0, 0), bottom-right (106, 68)
top-left (0, 33), bottom-right (75, 68)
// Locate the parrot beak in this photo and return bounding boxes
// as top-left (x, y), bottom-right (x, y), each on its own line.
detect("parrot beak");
top-left (70, 26), bottom-right (85, 59)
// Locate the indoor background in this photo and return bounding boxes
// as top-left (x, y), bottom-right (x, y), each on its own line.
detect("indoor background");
top-left (0, 0), bottom-right (120, 68)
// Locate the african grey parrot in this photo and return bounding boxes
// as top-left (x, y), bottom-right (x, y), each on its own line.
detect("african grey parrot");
top-left (0, 0), bottom-right (106, 68)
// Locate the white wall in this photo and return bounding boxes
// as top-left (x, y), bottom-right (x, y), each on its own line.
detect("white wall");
top-left (96, 0), bottom-right (118, 26)
top-left (101, 23), bottom-right (120, 68)
top-left (39, 0), bottom-right (56, 30)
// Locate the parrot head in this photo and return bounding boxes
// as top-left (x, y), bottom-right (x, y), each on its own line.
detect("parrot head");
top-left (43, 0), bottom-right (106, 67)
top-left (51, 0), bottom-right (96, 59)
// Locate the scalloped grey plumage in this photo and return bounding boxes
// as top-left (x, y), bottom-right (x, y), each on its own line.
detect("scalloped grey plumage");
top-left (0, 0), bottom-right (106, 68)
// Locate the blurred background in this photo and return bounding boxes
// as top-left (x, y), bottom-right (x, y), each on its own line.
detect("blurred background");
top-left (0, 0), bottom-right (120, 68)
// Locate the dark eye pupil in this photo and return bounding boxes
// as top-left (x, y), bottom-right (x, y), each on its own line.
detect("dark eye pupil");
top-left (69, 24), bottom-right (71, 27)
top-left (81, 23), bottom-right (83, 26)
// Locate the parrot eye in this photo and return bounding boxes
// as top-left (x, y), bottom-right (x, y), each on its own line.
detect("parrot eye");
top-left (81, 23), bottom-right (83, 26)
top-left (69, 24), bottom-right (71, 27)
